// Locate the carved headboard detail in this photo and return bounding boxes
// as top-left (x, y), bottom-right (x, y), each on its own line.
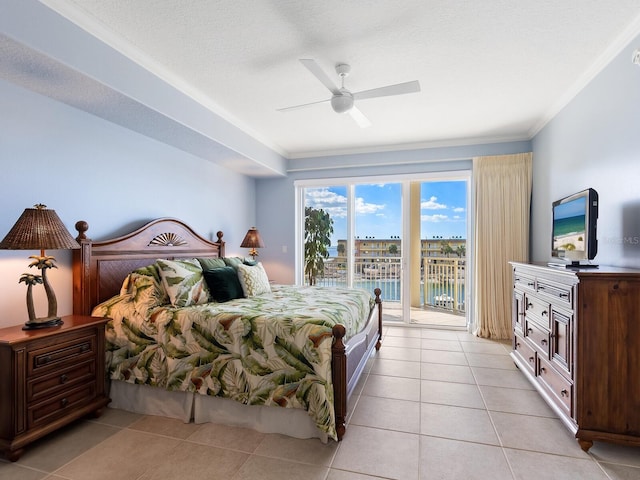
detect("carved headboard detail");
top-left (72, 218), bottom-right (225, 316)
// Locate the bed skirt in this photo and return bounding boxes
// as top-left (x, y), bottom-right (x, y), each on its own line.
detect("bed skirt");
top-left (107, 380), bottom-right (329, 442)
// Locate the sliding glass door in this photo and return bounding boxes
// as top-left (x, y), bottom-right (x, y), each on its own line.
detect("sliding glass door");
top-left (297, 172), bottom-right (470, 328)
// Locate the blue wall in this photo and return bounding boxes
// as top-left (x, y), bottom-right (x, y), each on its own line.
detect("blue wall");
top-left (0, 79), bottom-right (256, 327)
top-left (531, 34), bottom-right (640, 268)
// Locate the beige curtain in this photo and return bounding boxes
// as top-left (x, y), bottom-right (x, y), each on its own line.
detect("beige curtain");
top-left (472, 153), bottom-right (532, 339)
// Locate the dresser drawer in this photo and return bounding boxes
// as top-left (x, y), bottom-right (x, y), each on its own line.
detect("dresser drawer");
top-left (513, 333), bottom-right (536, 375)
top-left (28, 334), bottom-right (95, 377)
top-left (538, 357), bottom-right (573, 417)
top-left (524, 295), bottom-right (550, 328)
top-left (525, 320), bottom-right (550, 358)
top-left (27, 360), bottom-right (96, 403)
top-left (514, 272), bottom-right (536, 291)
top-left (536, 279), bottom-right (573, 308)
top-left (27, 382), bottom-right (96, 429)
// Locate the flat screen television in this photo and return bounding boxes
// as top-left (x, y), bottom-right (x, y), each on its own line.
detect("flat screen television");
top-left (551, 188), bottom-right (598, 267)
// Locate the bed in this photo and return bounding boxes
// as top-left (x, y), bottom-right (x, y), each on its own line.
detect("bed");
top-left (72, 218), bottom-right (382, 441)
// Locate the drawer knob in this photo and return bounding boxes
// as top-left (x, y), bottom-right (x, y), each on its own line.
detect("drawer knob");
top-left (541, 339), bottom-right (548, 345)
top-left (526, 303), bottom-right (533, 309)
top-left (542, 310), bottom-right (548, 316)
top-left (60, 398), bottom-right (68, 408)
top-left (539, 367), bottom-right (546, 374)
top-left (39, 355), bottom-right (52, 365)
top-left (538, 285), bottom-right (545, 290)
top-left (561, 389), bottom-right (568, 397)
top-left (60, 374), bottom-right (68, 384)
top-left (528, 356), bottom-right (534, 363)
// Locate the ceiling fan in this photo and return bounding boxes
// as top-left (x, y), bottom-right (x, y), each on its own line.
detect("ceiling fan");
top-left (277, 59), bottom-right (421, 128)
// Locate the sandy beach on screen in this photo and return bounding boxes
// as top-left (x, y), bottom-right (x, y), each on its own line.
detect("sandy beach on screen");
top-left (553, 232), bottom-right (585, 252)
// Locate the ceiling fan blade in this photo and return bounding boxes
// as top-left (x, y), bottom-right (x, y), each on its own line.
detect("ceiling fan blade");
top-left (277, 98), bottom-right (329, 112)
top-left (299, 59), bottom-right (341, 95)
top-left (353, 80), bottom-right (421, 101)
top-left (348, 106), bottom-right (372, 128)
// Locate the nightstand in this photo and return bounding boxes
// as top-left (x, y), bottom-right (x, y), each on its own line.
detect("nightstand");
top-left (0, 315), bottom-right (111, 461)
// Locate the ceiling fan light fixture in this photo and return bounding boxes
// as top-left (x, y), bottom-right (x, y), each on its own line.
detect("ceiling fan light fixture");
top-left (331, 92), bottom-right (354, 113)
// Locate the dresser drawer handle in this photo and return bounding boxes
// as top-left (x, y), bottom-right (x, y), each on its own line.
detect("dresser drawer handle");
top-left (559, 293), bottom-right (569, 298)
top-left (528, 356), bottom-right (534, 363)
top-left (527, 282), bottom-right (535, 287)
top-left (60, 374), bottom-right (68, 384)
top-left (539, 367), bottom-right (546, 374)
top-left (60, 398), bottom-right (68, 408)
top-left (541, 339), bottom-right (548, 345)
top-left (80, 344), bottom-right (90, 352)
top-left (537, 285), bottom-right (545, 290)
top-left (526, 302), bottom-right (533, 309)
top-left (541, 310), bottom-right (548, 316)
top-left (38, 355), bottom-right (52, 365)
top-left (560, 389), bottom-right (568, 397)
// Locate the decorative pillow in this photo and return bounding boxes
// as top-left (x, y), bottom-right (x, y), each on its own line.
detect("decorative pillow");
top-left (203, 266), bottom-right (245, 302)
top-left (223, 257), bottom-right (244, 270)
top-left (120, 263), bottom-right (168, 306)
top-left (156, 258), bottom-right (210, 307)
top-left (197, 257), bottom-right (226, 270)
top-left (237, 262), bottom-right (271, 297)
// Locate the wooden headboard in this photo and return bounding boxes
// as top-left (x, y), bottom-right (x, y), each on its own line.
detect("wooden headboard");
top-left (72, 218), bottom-right (225, 316)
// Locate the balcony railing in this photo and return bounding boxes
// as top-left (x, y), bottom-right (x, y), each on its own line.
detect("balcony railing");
top-left (309, 256), bottom-right (466, 314)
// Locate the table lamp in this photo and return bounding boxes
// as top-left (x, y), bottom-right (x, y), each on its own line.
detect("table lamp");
top-left (240, 227), bottom-right (264, 260)
top-left (0, 204), bottom-right (80, 329)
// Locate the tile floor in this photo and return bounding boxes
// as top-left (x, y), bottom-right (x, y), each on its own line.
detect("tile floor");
top-left (2, 325), bottom-right (639, 479)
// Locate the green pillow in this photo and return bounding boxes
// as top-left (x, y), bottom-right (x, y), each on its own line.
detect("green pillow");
top-left (223, 257), bottom-right (244, 270)
top-left (198, 257), bottom-right (226, 270)
top-left (203, 267), bottom-right (244, 302)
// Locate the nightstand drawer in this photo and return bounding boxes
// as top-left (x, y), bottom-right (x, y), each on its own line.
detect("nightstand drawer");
top-left (27, 382), bottom-right (96, 429)
top-left (28, 334), bottom-right (95, 377)
top-left (27, 360), bottom-right (96, 403)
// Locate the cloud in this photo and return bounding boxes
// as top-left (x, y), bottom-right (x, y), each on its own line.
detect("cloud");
top-left (305, 188), bottom-right (384, 219)
top-left (356, 196), bottom-right (385, 215)
top-left (421, 196), bottom-right (447, 210)
top-left (422, 214), bottom-right (449, 222)
top-left (453, 207), bottom-right (465, 213)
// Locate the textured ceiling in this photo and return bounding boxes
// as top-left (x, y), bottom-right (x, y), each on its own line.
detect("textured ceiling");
top-left (29, 1), bottom-right (640, 159)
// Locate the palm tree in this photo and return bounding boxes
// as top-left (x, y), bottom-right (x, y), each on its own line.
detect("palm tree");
top-left (19, 272), bottom-right (43, 322)
top-left (304, 207), bottom-right (333, 286)
top-left (29, 255), bottom-right (58, 319)
top-left (440, 241), bottom-right (454, 258)
top-left (455, 244), bottom-right (466, 258)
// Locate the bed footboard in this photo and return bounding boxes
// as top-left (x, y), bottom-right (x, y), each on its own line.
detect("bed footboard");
top-left (332, 287), bottom-right (382, 440)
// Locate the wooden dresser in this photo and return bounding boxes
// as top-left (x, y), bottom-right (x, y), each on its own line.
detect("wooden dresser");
top-left (0, 315), bottom-right (111, 461)
top-left (510, 262), bottom-right (640, 451)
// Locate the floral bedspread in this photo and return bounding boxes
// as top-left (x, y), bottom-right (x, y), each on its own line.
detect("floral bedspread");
top-left (93, 284), bottom-right (374, 440)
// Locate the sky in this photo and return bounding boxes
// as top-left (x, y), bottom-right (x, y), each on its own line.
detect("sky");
top-left (305, 181), bottom-right (467, 244)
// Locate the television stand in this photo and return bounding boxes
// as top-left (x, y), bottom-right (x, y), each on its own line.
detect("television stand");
top-left (547, 262), bottom-right (598, 269)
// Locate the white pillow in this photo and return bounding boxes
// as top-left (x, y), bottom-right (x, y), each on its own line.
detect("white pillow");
top-left (237, 262), bottom-right (271, 297)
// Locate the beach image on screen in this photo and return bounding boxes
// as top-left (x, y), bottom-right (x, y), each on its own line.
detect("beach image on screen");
top-left (553, 197), bottom-right (586, 253)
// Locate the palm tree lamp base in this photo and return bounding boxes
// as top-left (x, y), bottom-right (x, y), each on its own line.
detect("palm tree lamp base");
top-left (23, 317), bottom-right (64, 330)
